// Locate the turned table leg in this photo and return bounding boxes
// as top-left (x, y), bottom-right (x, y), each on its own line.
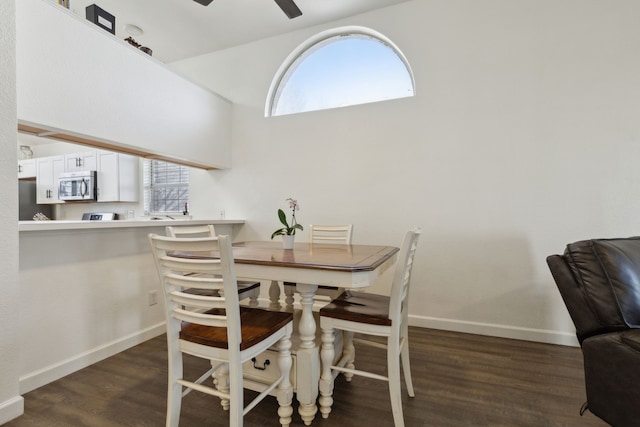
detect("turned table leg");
top-left (295, 283), bottom-right (319, 425)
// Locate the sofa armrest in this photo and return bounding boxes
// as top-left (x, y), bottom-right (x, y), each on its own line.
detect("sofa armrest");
top-left (547, 255), bottom-right (606, 343)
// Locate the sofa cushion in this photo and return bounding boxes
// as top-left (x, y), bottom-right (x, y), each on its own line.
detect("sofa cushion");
top-left (564, 238), bottom-right (640, 330)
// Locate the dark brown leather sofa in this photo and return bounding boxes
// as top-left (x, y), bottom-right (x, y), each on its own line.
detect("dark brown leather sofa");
top-left (547, 237), bottom-right (640, 426)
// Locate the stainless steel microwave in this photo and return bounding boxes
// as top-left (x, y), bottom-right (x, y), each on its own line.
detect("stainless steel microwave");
top-left (58, 171), bottom-right (97, 201)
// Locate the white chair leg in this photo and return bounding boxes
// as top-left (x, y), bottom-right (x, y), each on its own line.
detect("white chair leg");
top-left (319, 326), bottom-right (335, 419)
top-left (166, 353), bottom-right (183, 427)
top-left (400, 323), bottom-right (415, 397)
top-left (343, 331), bottom-right (355, 382)
top-left (387, 339), bottom-right (405, 427)
top-left (228, 359), bottom-right (244, 427)
top-left (277, 334), bottom-right (294, 427)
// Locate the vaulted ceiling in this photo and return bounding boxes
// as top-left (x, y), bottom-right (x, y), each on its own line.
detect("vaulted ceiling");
top-left (75, 0), bottom-right (411, 63)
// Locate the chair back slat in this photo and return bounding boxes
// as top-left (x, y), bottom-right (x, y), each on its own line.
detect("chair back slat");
top-left (149, 233), bottom-right (242, 353)
top-left (166, 224), bottom-right (216, 238)
top-left (310, 224), bottom-right (353, 244)
top-left (173, 308), bottom-right (228, 328)
top-left (159, 256), bottom-right (222, 274)
top-left (154, 236), bottom-right (220, 253)
top-left (166, 273), bottom-right (224, 291)
top-left (169, 290), bottom-right (226, 309)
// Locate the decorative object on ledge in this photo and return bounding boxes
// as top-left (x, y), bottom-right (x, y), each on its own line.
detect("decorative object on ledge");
top-left (86, 4), bottom-right (116, 35)
top-left (125, 36), bottom-right (141, 48)
top-left (33, 212), bottom-right (51, 221)
top-left (19, 145), bottom-right (33, 160)
top-left (271, 197), bottom-right (303, 249)
top-left (124, 37), bottom-right (152, 56)
top-left (123, 25), bottom-right (152, 56)
top-left (58, 0), bottom-right (70, 8)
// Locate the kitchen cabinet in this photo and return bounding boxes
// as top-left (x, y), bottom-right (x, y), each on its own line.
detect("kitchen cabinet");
top-left (36, 156), bottom-right (65, 204)
top-left (64, 151), bottom-right (97, 172)
top-left (96, 151), bottom-right (138, 202)
top-left (18, 159), bottom-right (36, 179)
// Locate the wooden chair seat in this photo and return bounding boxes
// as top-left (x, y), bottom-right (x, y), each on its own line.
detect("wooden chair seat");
top-left (319, 291), bottom-right (392, 326)
top-left (181, 307), bottom-right (293, 351)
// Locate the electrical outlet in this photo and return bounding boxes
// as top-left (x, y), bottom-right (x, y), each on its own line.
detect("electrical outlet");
top-left (148, 290), bottom-right (158, 306)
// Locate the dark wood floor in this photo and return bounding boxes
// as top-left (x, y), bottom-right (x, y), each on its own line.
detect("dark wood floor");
top-left (6, 327), bottom-right (608, 427)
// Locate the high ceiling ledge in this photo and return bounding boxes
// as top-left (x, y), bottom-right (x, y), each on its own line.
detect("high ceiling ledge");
top-left (17, 0), bottom-right (232, 170)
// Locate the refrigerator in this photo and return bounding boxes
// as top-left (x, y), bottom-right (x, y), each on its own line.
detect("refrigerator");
top-left (19, 180), bottom-right (53, 221)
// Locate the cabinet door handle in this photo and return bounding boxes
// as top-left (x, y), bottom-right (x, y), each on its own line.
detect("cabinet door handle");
top-left (18, 164), bottom-right (22, 173)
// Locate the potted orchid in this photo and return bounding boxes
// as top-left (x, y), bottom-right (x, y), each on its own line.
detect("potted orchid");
top-left (271, 198), bottom-right (303, 249)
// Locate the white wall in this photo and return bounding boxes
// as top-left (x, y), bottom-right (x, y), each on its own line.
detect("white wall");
top-left (18, 227), bottom-right (167, 393)
top-left (0, 0), bottom-right (25, 423)
top-left (171, 0), bottom-right (640, 345)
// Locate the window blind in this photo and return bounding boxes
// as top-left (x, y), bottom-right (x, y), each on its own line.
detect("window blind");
top-left (143, 159), bottom-right (189, 214)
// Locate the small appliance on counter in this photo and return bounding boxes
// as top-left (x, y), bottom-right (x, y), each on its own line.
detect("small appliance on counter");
top-left (82, 212), bottom-right (118, 221)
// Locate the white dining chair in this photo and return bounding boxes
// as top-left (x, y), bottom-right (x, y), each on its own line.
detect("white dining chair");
top-left (318, 227), bottom-right (421, 427)
top-left (308, 224), bottom-right (353, 244)
top-left (166, 225), bottom-right (260, 307)
top-left (282, 224), bottom-right (354, 310)
top-left (148, 233), bottom-right (294, 427)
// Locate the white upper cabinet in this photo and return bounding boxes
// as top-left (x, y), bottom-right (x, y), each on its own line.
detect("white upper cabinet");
top-left (64, 151), bottom-right (97, 172)
top-left (36, 156), bottom-right (65, 204)
top-left (16, 0), bottom-right (231, 170)
top-left (96, 151), bottom-right (138, 202)
top-left (18, 159), bottom-right (36, 179)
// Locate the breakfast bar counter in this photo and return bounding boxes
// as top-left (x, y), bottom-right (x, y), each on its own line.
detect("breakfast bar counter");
top-left (18, 218), bottom-right (245, 395)
top-left (19, 218), bottom-right (244, 232)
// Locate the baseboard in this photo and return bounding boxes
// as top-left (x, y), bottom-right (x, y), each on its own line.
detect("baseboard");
top-left (0, 395), bottom-right (24, 425)
top-left (19, 322), bottom-right (166, 394)
top-left (409, 315), bottom-right (580, 347)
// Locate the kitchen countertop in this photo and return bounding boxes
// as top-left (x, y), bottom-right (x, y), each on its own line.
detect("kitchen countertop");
top-left (18, 218), bottom-right (245, 232)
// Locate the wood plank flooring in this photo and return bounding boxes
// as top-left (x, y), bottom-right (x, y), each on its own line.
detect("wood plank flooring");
top-left (6, 327), bottom-right (608, 427)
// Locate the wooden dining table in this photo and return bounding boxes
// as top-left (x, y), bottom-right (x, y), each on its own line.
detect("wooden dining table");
top-left (228, 240), bottom-right (398, 425)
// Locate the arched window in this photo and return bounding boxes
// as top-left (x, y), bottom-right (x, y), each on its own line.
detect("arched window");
top-left (266, 26), bottom-right (415, 117)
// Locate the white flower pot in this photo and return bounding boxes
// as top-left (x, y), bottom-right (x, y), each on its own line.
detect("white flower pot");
top-left (282, 235), bottom-right (295, 250)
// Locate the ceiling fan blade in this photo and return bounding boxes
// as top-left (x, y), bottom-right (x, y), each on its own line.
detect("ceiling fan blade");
top-left (274, 0), bottom-right (302, 19)
top-left (193, 0), bottom-right (214, 5)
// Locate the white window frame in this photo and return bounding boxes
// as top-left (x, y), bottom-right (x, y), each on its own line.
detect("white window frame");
top-left (265, 25), bottom-right (415, 117)
top-left (143, 159), bottom-right (189, 215)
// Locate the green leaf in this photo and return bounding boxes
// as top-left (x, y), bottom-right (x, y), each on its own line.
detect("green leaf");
top-left (277, 209), bottom-right (289, 227)
top-left (271, 228), bottom-right (286, 239)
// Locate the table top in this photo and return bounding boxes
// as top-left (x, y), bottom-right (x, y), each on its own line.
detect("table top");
top-left (231, 241), bottom-right (398, 272)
